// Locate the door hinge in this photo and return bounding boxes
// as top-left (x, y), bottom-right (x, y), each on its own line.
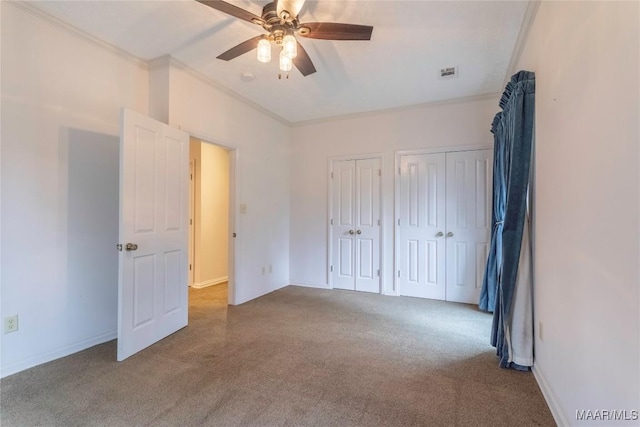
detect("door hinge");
top-left (397, 218), bottom-right (400, 226)
top-left (378, 169), bottom-right (381, 176)
top-left (378, 219), bottom-right (380, 226)
top-left (189, 264), bottom-right (192, 271)
top-left (233, 232), bottom-right (237, 238)
top-left (190, 219), bottom-right (193, 225)
top-left (330, 265), bottom-right (333, 272)
top-left (398, 270), bottom-right (401, 278)
top-left (330, 218), bottom-right (333, 225)
top-left (398, 167), bottom-right (401, 175)
top-left (377, 269), bottom-right (380, 277)
top-left (331, 172), bottom-right (334, 179)
top-left (190, 174), bottom-right (193, 180)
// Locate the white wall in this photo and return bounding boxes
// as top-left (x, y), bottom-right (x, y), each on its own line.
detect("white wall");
top-left (164, 61), bottom-right (291, 305)
top-left (0, 3), bottom-right (149, 376)
top-left (1, 2), bottom-right (290, 377)
top-left (515, 2), bottom-right (639, 424)
top-left (197, 141), bottom-right (229, 286)
top-left (289, 98), bottom-right (498, 293)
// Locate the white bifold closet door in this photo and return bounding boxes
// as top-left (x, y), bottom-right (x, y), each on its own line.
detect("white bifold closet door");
top-left (331, 158), bottom-right (381, 293)
top-left (398, 150), bottom-right (492, 304)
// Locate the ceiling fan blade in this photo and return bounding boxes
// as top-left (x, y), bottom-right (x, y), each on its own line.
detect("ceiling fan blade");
top-left (293, 41), bottom-right (316, 76)
top-left (197, 0), bottom-right (262, 25)
top-left (217, 35), bottom-right (263, 61)
top-left (277, 0), bottom-right (306, 19)
top-left (299, 22), bottom-right (373, 41)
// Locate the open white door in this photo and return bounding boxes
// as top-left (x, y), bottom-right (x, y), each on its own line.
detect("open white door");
top-left (117, 108), bottom-right (189, 361)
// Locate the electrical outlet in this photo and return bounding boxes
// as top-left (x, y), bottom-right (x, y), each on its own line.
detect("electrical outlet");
top-left (4, 315), bottom-right (18, 334)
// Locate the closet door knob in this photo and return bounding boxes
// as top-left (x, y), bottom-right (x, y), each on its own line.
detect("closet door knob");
top-left (356, 230), bottom-right (362, 235)
top-left (436, 231), bottom-right (444, 237)
top-left (446, 232), bottom-right (454, 237)
top-left (348, 230), bottom-right (355, 235)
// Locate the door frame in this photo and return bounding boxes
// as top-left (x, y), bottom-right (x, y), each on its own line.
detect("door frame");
top-left (183, 128), bottom-right (239, 306)
top-left (327, 153), bottom-right (385, 293)
top-left (188, 159), bottom-right (196, 286)
top-left (393, 144), bottom-right (492, 297)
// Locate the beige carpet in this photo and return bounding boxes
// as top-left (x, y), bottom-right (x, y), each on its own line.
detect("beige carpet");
top-left (0, 285), bottom-right (554, 426)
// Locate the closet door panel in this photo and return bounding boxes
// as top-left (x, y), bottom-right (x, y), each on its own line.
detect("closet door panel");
top-left (355, 158), bottom-right (381, 293)
top-left (331, 158), bottom-right (381, 293)
top-left (398, 154), bottom-right (446, 299)
top-left (445, 150), bottom-right (493, 304)
top-left (331, 160), bottom-right (356, 291)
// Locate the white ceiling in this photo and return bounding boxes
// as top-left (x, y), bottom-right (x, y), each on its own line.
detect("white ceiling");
top-left (28, 0), bottom-right (530, 124)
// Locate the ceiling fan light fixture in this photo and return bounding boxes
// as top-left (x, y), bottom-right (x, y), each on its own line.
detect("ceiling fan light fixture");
top-left (200, 0), bottom-right (374, 78)
top-left (257, 38), bottom-right (271, 63)
top-left (282, 34), bottom-right (297, 58)
top-left (279, 49), bottom-right (293, 72)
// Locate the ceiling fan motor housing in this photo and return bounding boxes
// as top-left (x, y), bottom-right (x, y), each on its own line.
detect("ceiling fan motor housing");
top-left (199, 0), bottom-right (373, 77)
top-left (261, 2), bottom-right (305, 44)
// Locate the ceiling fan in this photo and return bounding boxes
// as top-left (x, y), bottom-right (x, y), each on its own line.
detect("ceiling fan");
top-left (197, 0), bottom-right (374, 78)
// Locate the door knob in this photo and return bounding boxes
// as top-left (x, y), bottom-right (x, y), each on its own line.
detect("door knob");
top-left (447, 232), bottom-right (454, 237)
top-left (125, 243), bottom-right (138, 251)
top-left (436, 231), bottom-right (444, 237)
top-left (356, 230), bottom-right (362, 235)
top-left (348, 230), bottom-right (355, 235)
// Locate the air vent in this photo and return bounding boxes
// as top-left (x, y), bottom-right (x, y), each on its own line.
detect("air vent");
top-left (439, 66), bottom-right (457, 79)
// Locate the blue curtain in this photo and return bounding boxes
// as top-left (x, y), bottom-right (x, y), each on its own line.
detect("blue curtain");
top-left (481, 71), bottom-right (535, 369)
top-left (479, 115), bottom-right (506, 312)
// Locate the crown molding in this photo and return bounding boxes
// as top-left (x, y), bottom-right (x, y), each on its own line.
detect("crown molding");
top-left (6, 1), bottom-right (148, 69)
top-left (153, 55), bottom-right (292, 127)
top-left (8, 1), bottom-right (290, 126)
top-left (503, 0), bottom-right (541, 85)
top-left (147, 55), bottom-right (173, 71)
top-left (7, 0), bottom-right (512, 129)
top-left (291, 92), bottom-right (501, 128)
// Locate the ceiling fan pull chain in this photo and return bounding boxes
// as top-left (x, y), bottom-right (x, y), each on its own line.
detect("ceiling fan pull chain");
top-left (198, 0), bottom-right (372, 78)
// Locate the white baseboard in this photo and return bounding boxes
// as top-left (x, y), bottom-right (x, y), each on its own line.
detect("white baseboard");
top-left (190, 276), bottom-right (228, 289)
top-left (233, 281), bottom-right (289, 305)
top-left (532, 361), bottom-right (569, 426)
top-left (0, 330), bottom-right (116, 379)
top-left (291, 282), bottom-right (331, 289)
top-left (292, 283), bottom-right (398, 295)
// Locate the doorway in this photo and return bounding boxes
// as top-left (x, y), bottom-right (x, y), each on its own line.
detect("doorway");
top-left (117, 111), bottom-right (237, 361)
top-left (188, 137), bottom-right (232, 302)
